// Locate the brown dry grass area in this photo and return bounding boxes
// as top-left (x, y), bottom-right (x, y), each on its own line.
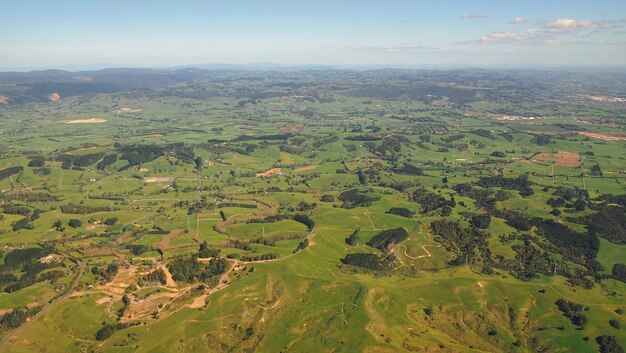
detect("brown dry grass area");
top-left (0, 95), bottom-right (12, 104)
top-left (48, 92), bottom-right (61, 102)
top-left (64, 118), bottom-right (107, 124)
top-left (243, 132), bottom-right (254, 136)
top-left (95, 296), bottom-right (113, 305)
top-left (125, 291), bottom-right (178, 320)
top-left (534, 150), bottom-right (580, 167)
top-left (187, 294), bottom-right (207, 309)
top-left (156, 229), bottom-right (185, 251)
top-left (256, 168), bottom-right (282, 177)
top-left (116, 231), bottom-right (135, 245)
top-left (579, 131), bottom-right (626, 141)
top-left (0, 302), bottom-right (41, 316)
top-left (279, 124), bottom-right (304, 133)
top-left (158, 264), bottom-right (177, 288)
top-left (146, 134), bottom-right (162, 138)
top-left (144, 177), bottom-right (174, 183)
top-left (98, 266), bottom-right (137, 295)
top-left (85, 223), bottom-right (106, 231)
top-left (80, 247), bottom-right (115, 257)
top-left (294, 165), bottom-right (317, 172)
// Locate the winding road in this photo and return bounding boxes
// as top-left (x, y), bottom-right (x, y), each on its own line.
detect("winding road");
top-left (0, 248), bottom-right (86, 350)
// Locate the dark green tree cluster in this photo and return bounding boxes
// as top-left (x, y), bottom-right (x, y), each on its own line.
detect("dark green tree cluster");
top-left (60, 204), bottom-right (119, 214)
top-left (167, 255), bottom-right (228, 283)
top-left (96, 153), bottom-right (118, 170)
top-left (367, 228), bottom-right (408, 251)
top-left (91, 263), bottom-right (119, 282)
top-left (239, 253), bottom-right (279, 262)
top-left (198, 241), bottom-right (220, 258)
top-left (142, 268), bottom-right (167, 285)
top-left (345, 228), bottom-right (361, 246)
top-left (571, 206), bottom-right (626, 244)
top-left (555, 299), bottom-right (588, 327)
top-left (411, 188), bottom-right (452, 213)
top-left (430, 220), bottom-right (492, 270)
top-left (470, 214), bottom-right (491, 229)
top-left (341, 253), bottom-right (385, 270)
top-left (0, 306), bottom-right (39, 329)
top-left (477, 174), bottom-right (533, 197)
top-left (596, 335), bottom-right (624, 353)
top-left (387, 207), bottom-right (414, 218)
top-left (613, 264), bottom-right (626, 283)
top-left (338, 189), bottom-right (380, 208)
top-left (0, 166), bottom-right (23, 181)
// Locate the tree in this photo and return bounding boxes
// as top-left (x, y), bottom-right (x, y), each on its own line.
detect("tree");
top-left (12, 218), bottom-right (34, 231)
top-left (103, 217), bottom-right (118, 225)
top-left (367, 228), bottom-right (408, 251)
top-left (0, 306), bottom-right (30, 328)
top-left (95, 324), bottom-right (115, 341)
top-left (613, 264), bottom-right (626, 283)
top-left (345, 228), bottom-right (361, 246)
top-left (596, 335), bottom-right (624, 353)
top-left (471, 214), bottom-right (491, 229)
top-left (194, 156), bottom-right (203, 170)
top-left (357, 169), bottom-right (368, 185)
top-left (68, 219), bottom-right (82, 228)
top-left (320, 195), bottom-right (335, 202)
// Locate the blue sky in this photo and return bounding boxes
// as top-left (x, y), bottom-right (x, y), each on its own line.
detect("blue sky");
top-left (1, 0), bottom-right (625, 70)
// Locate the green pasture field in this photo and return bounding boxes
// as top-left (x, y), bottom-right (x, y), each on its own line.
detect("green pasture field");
top-left (0, 70), bottom-right (624, 352)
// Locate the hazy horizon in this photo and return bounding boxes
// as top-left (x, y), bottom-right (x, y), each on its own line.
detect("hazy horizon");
top-left (2, 0), bottom-right (626, 71)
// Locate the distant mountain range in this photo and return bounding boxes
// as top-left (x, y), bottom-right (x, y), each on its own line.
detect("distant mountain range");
top-left (1, 66), bottom-right (624, 106)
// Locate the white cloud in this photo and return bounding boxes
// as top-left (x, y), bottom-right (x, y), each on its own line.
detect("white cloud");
top-left (462, 17), bottom-right (624, 46)
top-left (462, 13), bottom-right (488, 20)
top-left (544, 39), bottom-right (626, 46)
top-left (509, 17), bottom-right (527, 24)
top-left (540, 18), bottom-right (616, 34)
top-left (476, 32), bottom-right (528, 44)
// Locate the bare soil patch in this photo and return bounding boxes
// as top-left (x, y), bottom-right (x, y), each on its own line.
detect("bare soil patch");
top-left (158, 264), bottom-right (177, 288)
top-left (80, 247), bottom-right (115, 257)
top-left (116, 231), bottom-right (135, 245)
top-left (187, 294), bottom-right (207, 309)
top-left (0, 95), bottom-right (13, 104)
top-left (144, 177), bottom-right (174, 183)
top-left (294, 165), bottom-right (317, 172)
top-left (256, 168), bottom-right (282, 178)
top-left (98, 266), bottom-right (137, 295)
top-left (64, 118), bottom-right (107, 124)
top-left (279, 124), bottom-right (304, 133)
top-left (156, 229), bottom-right (185, 251)
top-left (534, 151), bottom-right (580, 167)
top-left (95, 296), bottom-right (113, 305)
top-left (125, 291), bottom-right (178, 320)
top-left (579, 131), bottom-right (626, 141)
top-left (48, 93), bottom-right (61, 102)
